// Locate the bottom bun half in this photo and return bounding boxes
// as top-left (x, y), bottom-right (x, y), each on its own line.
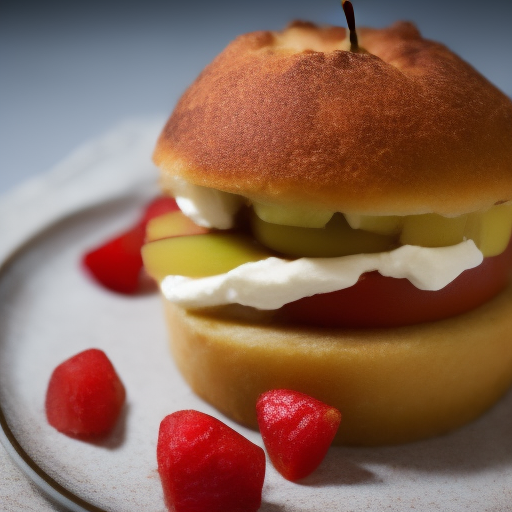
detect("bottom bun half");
top-left (162, 281), bottom-right (512, 446)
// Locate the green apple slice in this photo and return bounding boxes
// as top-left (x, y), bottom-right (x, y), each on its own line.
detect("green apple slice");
top-left (400, 213), bottom-right (468, 248)
top-left (344, 213), bottom-right (404, 235)
top-left (142, 233), bottom-right (272, 281)
top-left (251, 212), bottom-right (397, 258)
top-left (464, 203), bottom-right (512, 257)
top-left (145, 211), bottom-right (209, 242)
top-left (252, 201), bottom-right (334, 228)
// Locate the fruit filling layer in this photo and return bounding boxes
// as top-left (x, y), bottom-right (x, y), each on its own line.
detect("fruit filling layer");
top-left (143, 180), bottom-right (512, 327)
top-left (166, 177), bottom-right (512, 258)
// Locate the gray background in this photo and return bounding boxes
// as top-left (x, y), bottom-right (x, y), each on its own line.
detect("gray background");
top-left (1, 0), bottom-right (511, 196)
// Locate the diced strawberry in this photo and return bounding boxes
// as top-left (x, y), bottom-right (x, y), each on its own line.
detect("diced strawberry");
top-left (141, 196), bottom-right (179, 226)
top-left (256, 389), bottom-right (341, 481)
top-left (82, 196), bottom-right (179, 294)
top-left (82, 223), bottom-right (146, 294)
top-left (45, 349), bottom-right (126, 437)
top-left (157, 410), bottom-right (266, 512)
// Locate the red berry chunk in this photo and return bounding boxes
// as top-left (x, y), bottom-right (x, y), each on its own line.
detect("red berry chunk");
top-left (256, 389), bottom-right (341, 481)
top-left (82, 224), bottom-right (146, 294)
top-left (157, 410), bottom-right (266, 512)
top-left (45, 349), bottom-right (126, 437)
top-left (82, 196), bottom-right (178, 294)
top-left (141, 196), bottom-right (179, 225)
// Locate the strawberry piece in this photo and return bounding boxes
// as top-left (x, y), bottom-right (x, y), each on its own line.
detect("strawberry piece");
top-left (82, 223), bottom-right (146, 294)
top-left (256, 389), bottom-right (341, 481)
top-left (141, 196), bottom-right (179, 226)
top-left (45, 349), bottom-right (126, 437)
top-left (157, 410), bottom-right (266, 512)
top-left (82, 196), bottom-right (178, 294)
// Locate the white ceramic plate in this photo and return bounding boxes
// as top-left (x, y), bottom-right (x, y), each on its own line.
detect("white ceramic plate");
top-left (1, 120), bottom-right (512, 512)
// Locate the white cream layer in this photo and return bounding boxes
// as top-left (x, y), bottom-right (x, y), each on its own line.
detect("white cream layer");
top-left (168, 177), bottom-right (244, 229)
top-left (161, 240), bottom-right (483, 310)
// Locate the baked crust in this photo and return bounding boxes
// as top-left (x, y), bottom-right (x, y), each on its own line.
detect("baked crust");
top-left (163, 280), bottom-right (512, 446)
top-left (154, 21), bottom-right (512, 216)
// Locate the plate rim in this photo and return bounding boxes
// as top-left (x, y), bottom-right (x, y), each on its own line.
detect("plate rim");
top-left (0, 118), bottom-right (163, 511)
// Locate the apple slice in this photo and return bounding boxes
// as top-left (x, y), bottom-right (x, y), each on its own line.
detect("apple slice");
top-left (251, 212), bottom-right (396, 258)
top-left (464, 203), bottom-right (512, 257)
top-left (252, 201), bottom-right (334, 228)
top-left (399, 204), bottom-right (512, 255)
top-left (400, 213), bottom-right (468, 248)
top-left (344, 213), bottom-right (404, 235)
top-left (146, 211), bottom-right (209, 242)
top-left (142, 233), bottom-right (273, 281)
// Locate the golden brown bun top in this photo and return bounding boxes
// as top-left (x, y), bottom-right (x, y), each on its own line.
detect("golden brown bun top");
top-left (153, 21), bottom-right (512, 216)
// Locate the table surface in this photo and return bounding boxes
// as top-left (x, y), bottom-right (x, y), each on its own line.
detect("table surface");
top-left (1, 1), bottom-right (511, 510)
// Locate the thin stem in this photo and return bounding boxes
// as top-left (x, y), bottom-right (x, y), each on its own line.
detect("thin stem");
top-left (342, 0), bottom-right (359, 52)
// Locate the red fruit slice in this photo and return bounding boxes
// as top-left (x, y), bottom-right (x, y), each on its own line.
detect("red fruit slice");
top-left (45, 348), bottom-right (126, 437)
top-left (256, 389), bottom-right (341, 481)
top-left (157, 410), bottom-right (266, 512)
top-left (82, 196), bottom-right (178, 294)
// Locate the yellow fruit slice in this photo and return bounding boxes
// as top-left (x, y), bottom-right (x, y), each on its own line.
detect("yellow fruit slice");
top-left (251, 212), bottom-right (397, 258)
top-left (142, 233), bottom-right (272, 281)
top-left (252, 201), bottom-right (334, 228)
top-left (145, 211), bottom-right (209, 242)
top-left (398, 204), bottom-right (512, 256)
top-left (400, 213), bottom-right (468, 248)
top-left (344, 213), bottom-right (404, 235)
top-left (464, 203), bottom-right (512, 257)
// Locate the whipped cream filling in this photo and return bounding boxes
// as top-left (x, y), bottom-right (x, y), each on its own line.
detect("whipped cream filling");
top-left (168, 177), bottom-right (244, 229)
top-left (161, 240), bottom-right (483, 310)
